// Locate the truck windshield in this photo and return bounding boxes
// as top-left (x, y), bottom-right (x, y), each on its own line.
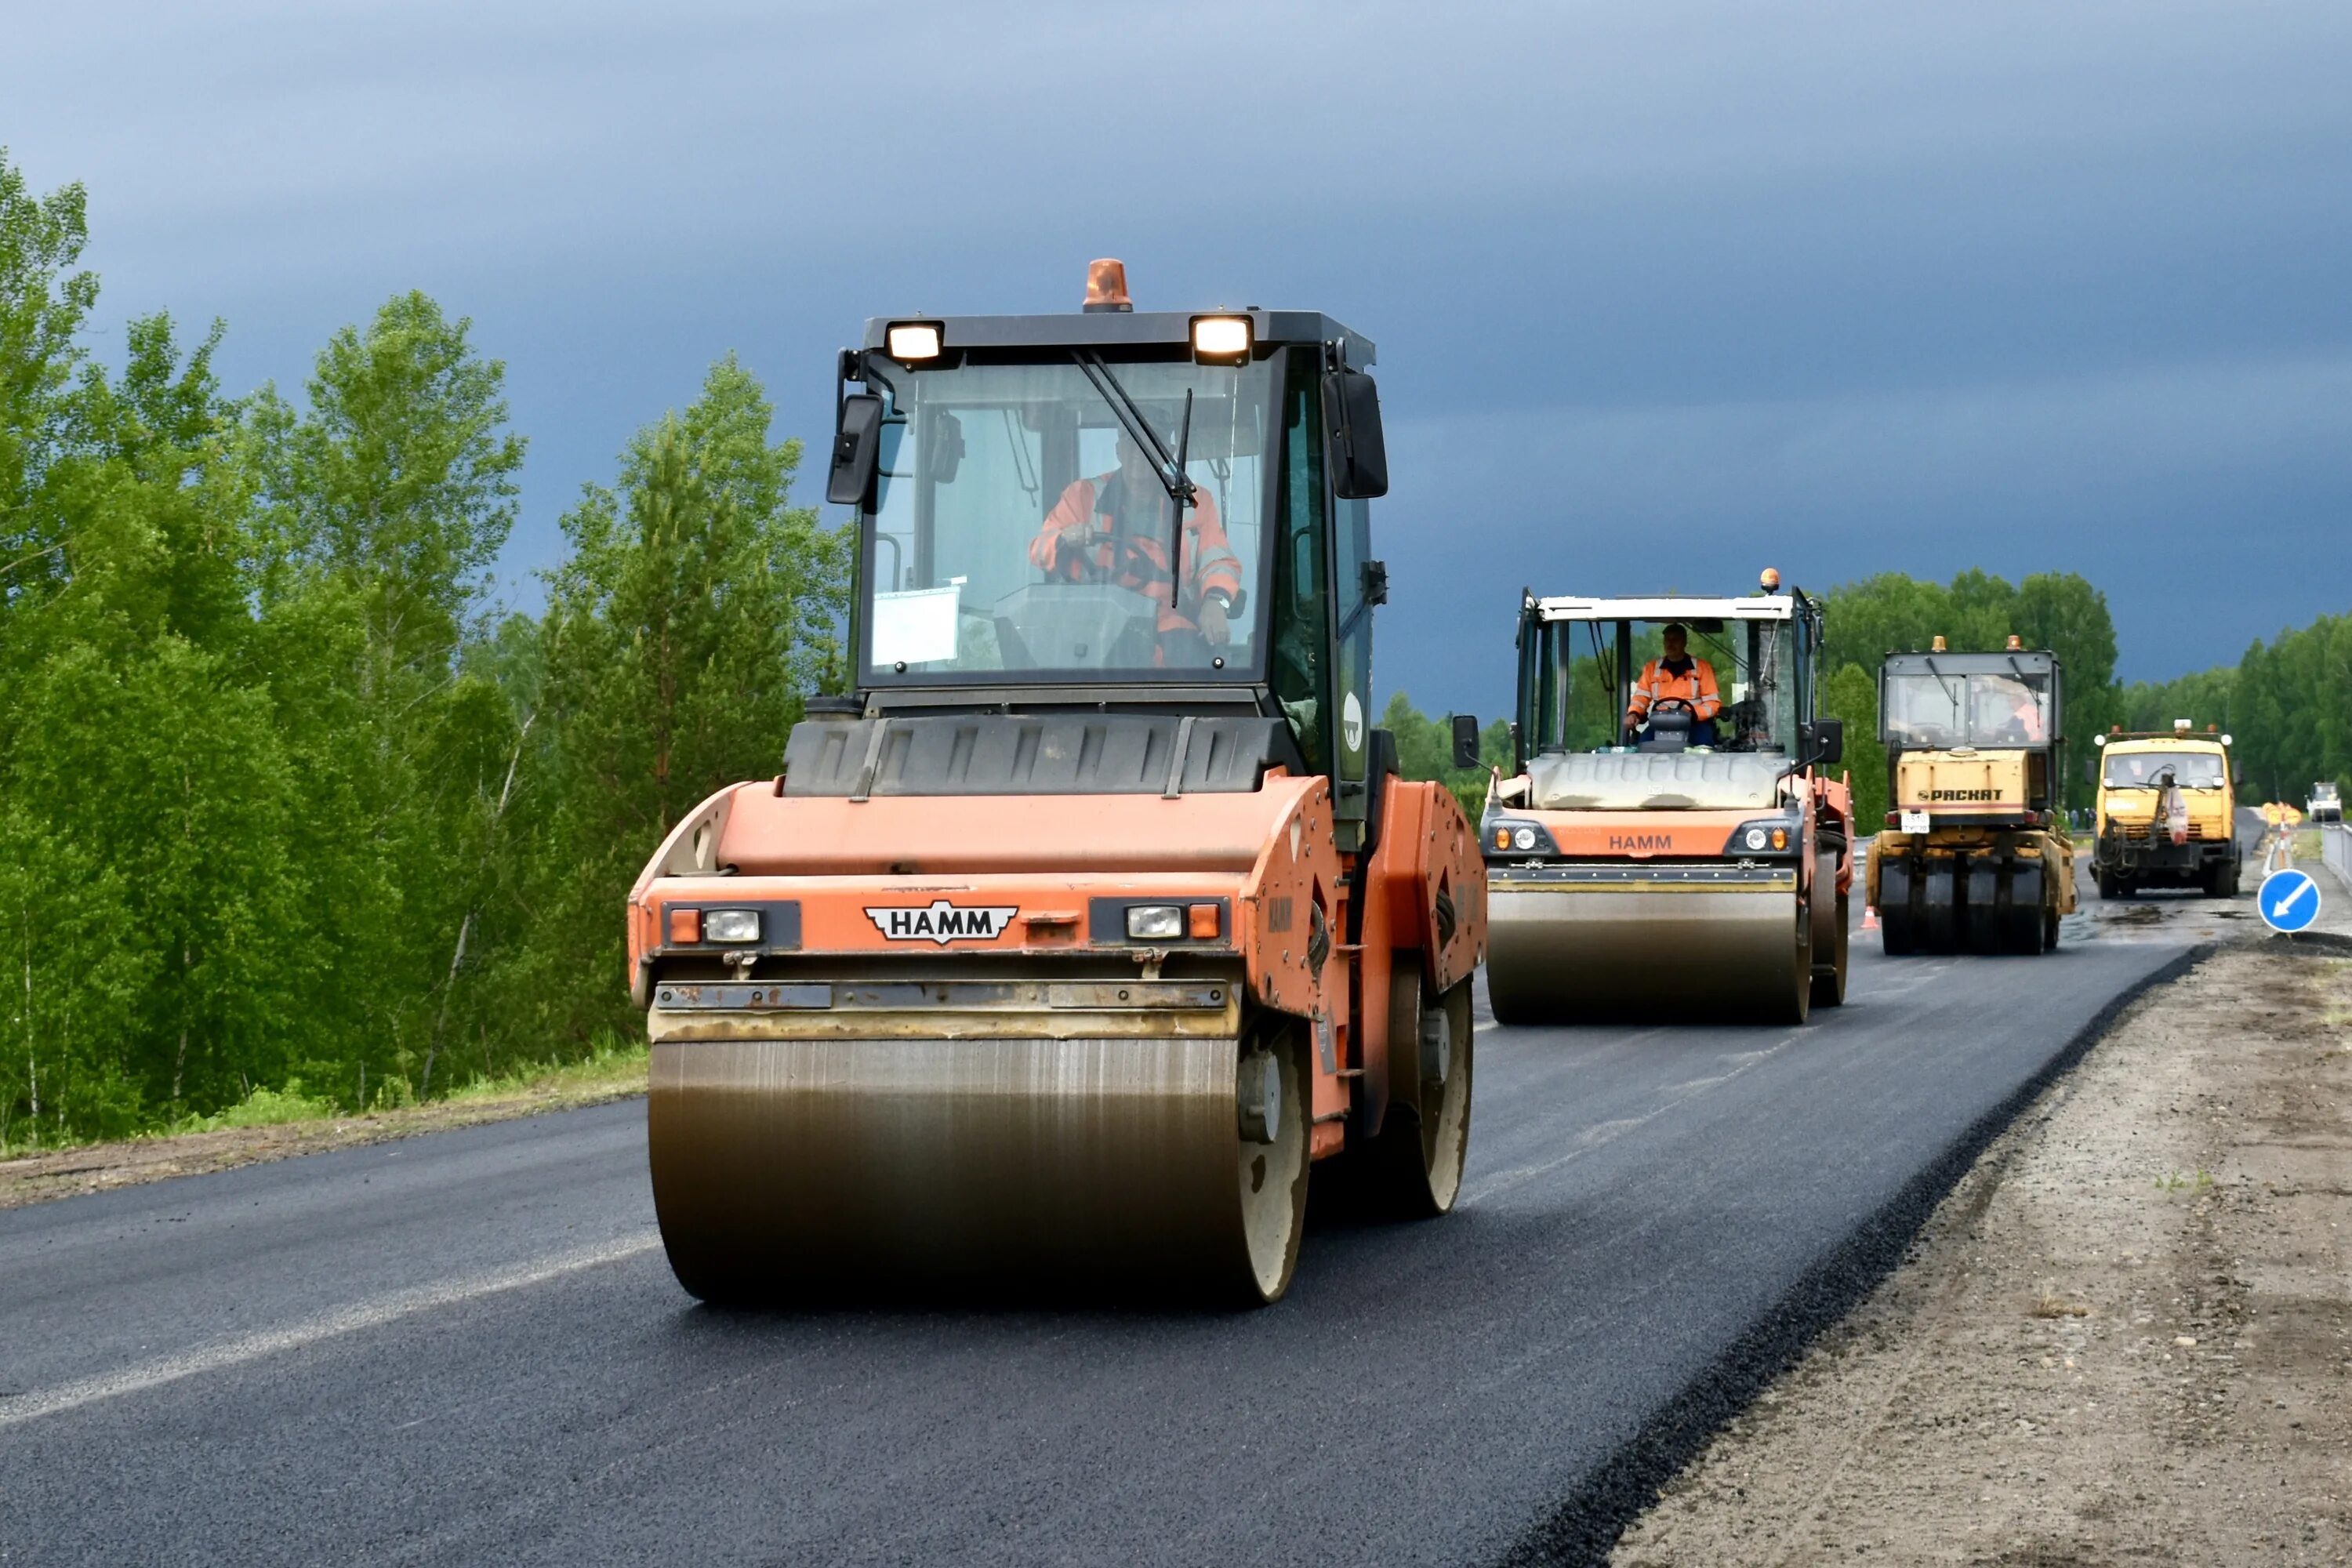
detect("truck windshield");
top-left (860, 356), bottom-right (1272, 681)
top-left (1523, 615), bottom-right (1799, 753)
top-left (1883, 670), bottom-right (2052, 747)
top-left (2104, 751), bottom-right (2227, 789)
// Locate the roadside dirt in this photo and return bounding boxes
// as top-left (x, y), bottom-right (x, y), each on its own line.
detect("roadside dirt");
top-left (0, 1074), bottom-right (645, 1212)
top-left (1613, 933), bottom-right (2352, 1566)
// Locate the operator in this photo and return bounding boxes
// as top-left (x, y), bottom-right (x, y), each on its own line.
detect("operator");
top-left (1029, 430), bottom-right (1244, 665)
top-left (1980, 677), bottom-right (2045, 742)
top-left (1625, 622), bottom-right (1722, 746)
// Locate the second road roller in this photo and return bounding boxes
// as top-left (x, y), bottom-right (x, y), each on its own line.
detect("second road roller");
top-left (626, 263), bottom-right (1486, 1305)
top-left (1480, 573), bottom-right (1854, 1025)
top-left (1868, 637), bottom-right (2078, 953)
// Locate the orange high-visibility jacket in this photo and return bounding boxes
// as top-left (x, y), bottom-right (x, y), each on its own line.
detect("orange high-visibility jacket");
top-left (1628, 656), bottom-right (1722, 725)
top-left (1029, 473), bottom-right (1243, 634)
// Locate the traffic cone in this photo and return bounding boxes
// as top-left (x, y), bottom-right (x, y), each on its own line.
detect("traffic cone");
top-left (1862, 904), bottom-right (1881, 932)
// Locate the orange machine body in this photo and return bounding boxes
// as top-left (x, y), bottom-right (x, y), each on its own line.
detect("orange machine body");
top-left (629, 769), bottom-right (1483, 1160)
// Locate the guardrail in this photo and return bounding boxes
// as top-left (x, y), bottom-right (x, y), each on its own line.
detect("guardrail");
top-left (2325, 822), bottom-right (2352, 890)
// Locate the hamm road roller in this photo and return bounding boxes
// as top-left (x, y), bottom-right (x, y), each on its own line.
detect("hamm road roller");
top-left (626, 264), bottom-right (1485, 1305)
top-left (1868, 637), bottom-right (2078, 954)
top-left (1480, 573), bottom-right (1854, 1025)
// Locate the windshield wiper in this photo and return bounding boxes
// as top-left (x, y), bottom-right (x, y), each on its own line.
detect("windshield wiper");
top-left (1073, 354), bottom-right (1194, 511)
top-left (1073, 353), bottom-right (1196, 608)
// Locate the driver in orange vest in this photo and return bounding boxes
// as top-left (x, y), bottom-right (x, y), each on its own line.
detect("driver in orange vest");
top-left (1029, 430), bottom-right (1243, 663)
top-left (1626, 622), bottom-right (1723, 746)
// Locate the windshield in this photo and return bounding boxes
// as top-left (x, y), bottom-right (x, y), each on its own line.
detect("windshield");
top-left (1521, 615), bottom-right (1800, 753)
top-left (861, 357), bottom-right (1272, 681)
top-left (1883, 669), bottom-right (2053, 747)
top-left (2104, 750), bottom-right (2226, 789)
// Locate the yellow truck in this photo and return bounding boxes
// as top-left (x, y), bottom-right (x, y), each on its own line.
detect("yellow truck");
top-left (2091, 723), bottom-right (2242, 898)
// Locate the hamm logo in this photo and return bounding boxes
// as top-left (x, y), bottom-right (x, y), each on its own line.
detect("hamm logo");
top-left (866, 902), bottom-right (1019, 945)
top-left (1610, 833), bottom-right (1675, 852)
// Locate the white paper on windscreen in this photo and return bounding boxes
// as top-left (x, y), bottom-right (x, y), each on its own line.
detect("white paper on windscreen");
top-left (870, 586), bottom-right (964, 666)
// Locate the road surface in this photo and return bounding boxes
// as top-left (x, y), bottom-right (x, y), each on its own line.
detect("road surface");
top-left (0, 850), bottom-right (2248, 1566)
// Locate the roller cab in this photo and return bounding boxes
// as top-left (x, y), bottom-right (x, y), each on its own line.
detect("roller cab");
top-left (1867, 643), bottom-right (2078, 953)
top-left (1479, 579), bottom-right (1854, 1025)
top-left (627, 270), bottom-right (1485, 1305)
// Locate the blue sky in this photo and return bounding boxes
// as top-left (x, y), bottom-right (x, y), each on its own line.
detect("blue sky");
top-left (9, 0), bottom-right (2349, 716)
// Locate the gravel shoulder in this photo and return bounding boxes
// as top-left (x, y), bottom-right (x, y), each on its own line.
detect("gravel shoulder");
top-left (1613, 926), bottom-right (2352, 1566)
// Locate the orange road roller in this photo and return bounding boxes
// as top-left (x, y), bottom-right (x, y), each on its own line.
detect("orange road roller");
top-left (1480, 575), bottom-right (1855, 1025)
top-left (626, 266), bottom-right (1486, 1305)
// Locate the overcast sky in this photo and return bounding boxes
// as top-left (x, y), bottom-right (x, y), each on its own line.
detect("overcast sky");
top-left (9, 0), bottom-right (2348, 715)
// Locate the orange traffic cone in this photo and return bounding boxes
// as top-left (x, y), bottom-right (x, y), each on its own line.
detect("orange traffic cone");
top-left (1862, 904), bottom-right (1881, 932)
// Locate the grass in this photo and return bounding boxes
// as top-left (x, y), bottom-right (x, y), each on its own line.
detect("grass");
top-left (2, 1035), bottom-right (650, 1164)
top-left (2154, 1167), bottom-right (2214, 1194)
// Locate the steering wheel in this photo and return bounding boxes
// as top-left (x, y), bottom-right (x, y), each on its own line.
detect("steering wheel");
top-left (1650, 697), bottom-right (1693, 717)
top-left (1057, 528), bottom-right (1150, 585)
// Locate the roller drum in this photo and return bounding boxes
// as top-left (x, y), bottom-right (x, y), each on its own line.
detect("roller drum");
top-left (1487, 873), bottom-right (1807, 1023)
top-left (649, 1033), bottom-right (1307, 1304)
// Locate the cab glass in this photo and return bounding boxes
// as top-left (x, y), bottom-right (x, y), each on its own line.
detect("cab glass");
top-left (859, 356), bottom-right (1276, 682)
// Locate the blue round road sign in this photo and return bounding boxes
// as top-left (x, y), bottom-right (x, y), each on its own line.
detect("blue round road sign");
top-left (2258, 868), bottom-right (2321, 934)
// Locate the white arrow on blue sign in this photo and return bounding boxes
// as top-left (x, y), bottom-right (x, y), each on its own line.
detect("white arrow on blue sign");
top-left (2258, 868), bottom-right (2321, 934)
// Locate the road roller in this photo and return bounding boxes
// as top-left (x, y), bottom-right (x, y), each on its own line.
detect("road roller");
top-left (1479, 573), bottom-right (1854, 1025)
top-left (1867, 637), bottom-right (2078, 953)
top-left (626, 265), bottom-right (1486, 1305)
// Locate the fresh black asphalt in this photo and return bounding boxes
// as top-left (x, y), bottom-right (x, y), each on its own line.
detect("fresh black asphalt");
top-left (0, 837), bottom-right (2259, 1567)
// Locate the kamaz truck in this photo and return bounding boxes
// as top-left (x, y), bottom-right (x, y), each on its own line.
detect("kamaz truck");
top-left (2091, 722), bottom-right (2242, 898)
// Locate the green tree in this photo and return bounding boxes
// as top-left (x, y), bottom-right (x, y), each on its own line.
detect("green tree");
top-left (1381, 691), bottom-right (1510, 820)
top-left (1822, 569), bottom-right (2117, 810)
top-left (510, 357), bottom-right (849, 1050)
top-left (1817, 662), bottom-right (1887, 831)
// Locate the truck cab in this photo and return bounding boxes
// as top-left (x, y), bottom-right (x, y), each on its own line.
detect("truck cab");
top-left (2092, 724), bottom-right (2242, 898)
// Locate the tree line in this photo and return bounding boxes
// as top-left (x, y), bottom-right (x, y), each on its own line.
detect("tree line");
top-left (1386, 568), bottom-right (2130, 832)
top-left (0, 156), bottom-right (847, 1148)
top-left (2119, 615), bottom-right (2350, 809)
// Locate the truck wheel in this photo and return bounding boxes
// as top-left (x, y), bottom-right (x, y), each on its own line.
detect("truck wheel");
top-left (1923, 862), bottom-right (1958, 952)
top-left (2096, 869), bottom-right (2121, 900)
top-left (1880, 855), bottom-right (1915, 956)
top-left (2008, 862), bottom-right (2046, 954)
top-left (1965, 859), bottom-right (2001, 953)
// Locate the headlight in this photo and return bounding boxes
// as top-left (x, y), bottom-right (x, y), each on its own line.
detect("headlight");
top-left (703, 909), bottom-right (761, 944)
top-left (1726, 819), bottom-right (1796, 855)
top-left (1486, 820), bottom-right (1554, 855)
top-left (1126, 905), bottom-right (1185, 939)
top-left (1189, 314), bottom-right (1252, 363)
top-left (885, 321), bottom-right (942, 361)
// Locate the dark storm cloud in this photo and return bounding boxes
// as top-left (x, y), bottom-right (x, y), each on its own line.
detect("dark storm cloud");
top-left (8, 0), bottom-right (2348, 712)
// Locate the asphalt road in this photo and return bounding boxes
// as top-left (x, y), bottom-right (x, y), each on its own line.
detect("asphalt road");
top-left (0, 854), bottom-right (2245, 1567)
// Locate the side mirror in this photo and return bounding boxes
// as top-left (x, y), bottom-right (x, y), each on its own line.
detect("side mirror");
top-left (1323, 368), bottom-right (1388, 499)
top-left (2232, 763), bottom-right (2245, 786)
top-left (1450, 714), bottom-right (1482, 771)
top-left (2085, 757), bottom-right (2097, 786)
top-left (826, 393), bottom-right (886, 506)
top-left (1805, 718), bottom-right (1843, 767)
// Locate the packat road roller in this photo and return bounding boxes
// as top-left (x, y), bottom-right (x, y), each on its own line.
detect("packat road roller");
top-left (1479, 573), bottom-right (1855, 1025)
top-left (626, 264), bottom-right (1485, 1305)
top-left (1868, 637), bottom-right (2078, 955)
